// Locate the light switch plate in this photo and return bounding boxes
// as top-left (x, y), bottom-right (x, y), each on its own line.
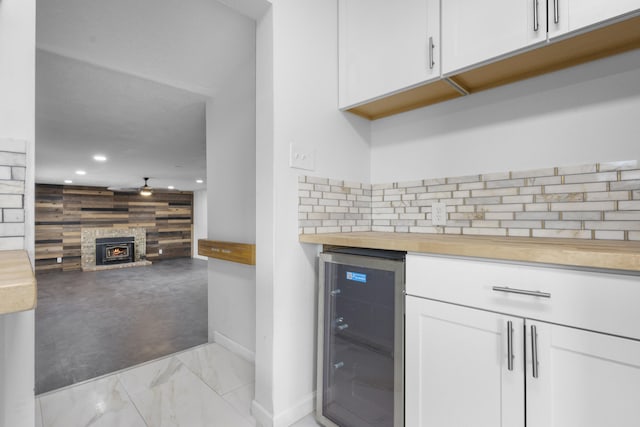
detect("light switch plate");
top-left (289, 144), bottom-right (315, 171)
top-left (432, 202), bottom-right (447, 226)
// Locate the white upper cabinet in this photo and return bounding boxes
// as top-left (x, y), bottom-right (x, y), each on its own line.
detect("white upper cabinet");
top-left (338, 0), bottom-right (440, 109)
top-left (548, 0), bottom-right (640, 40)
top-left (442, 0), bottom-right (548, 75)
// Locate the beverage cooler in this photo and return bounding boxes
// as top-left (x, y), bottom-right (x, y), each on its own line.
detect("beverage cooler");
top-left (316, 248), bottom-right (405, 427)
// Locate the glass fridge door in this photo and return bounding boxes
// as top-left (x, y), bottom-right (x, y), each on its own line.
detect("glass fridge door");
top-left (317, 253), bottom-right (404, 427)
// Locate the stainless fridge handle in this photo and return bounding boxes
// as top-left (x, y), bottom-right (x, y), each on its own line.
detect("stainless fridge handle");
top-left (493, 286), bottom-right (550, 299)
top-left (531, 325), bottom-right (539, 378)
top-left (507, 321), bottom-right (514, 371)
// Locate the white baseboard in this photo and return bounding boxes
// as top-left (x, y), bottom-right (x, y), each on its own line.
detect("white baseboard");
top-left (212, 330), bottom-right (255, 363)
top-left (251, 392), bottom-right (315, 427)
top-left (251, 399), bottom-right (273, 427)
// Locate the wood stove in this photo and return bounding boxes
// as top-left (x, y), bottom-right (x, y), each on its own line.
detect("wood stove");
top-left (95, 236), bottom-right (135, 265)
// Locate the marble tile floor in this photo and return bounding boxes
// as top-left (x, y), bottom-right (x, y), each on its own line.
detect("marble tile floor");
top-left (36, 342), bottom-right (257, 427)
top-left (35, 340), bottom-right (326, 427)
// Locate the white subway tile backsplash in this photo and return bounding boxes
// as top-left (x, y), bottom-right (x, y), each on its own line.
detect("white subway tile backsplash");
top-left (544, 182), bottom-right (608, 194)
top-left (618, 201), bottom-right (640, 210)
top-left (0, 195), bottom-right (22, 208)
top-left (550, 201), bottom-right (615, 212)
top-left (544, 220), bottom-right (582, 230)
top-left (298, 160), bottom-right (640, 240)
top-left (532, 229), bottom-right (591, 239)
top-left (603, 211), bottom-right (640, 221)
top-left (0, 236), bottom-right (23, 250)
top-left (557, 163), bottom-right (597, 175)
top-left (595, 230), bottom-right (625, 240)
top-left (621, 170), bottom-right (640, 181)
top-left (511, 167), bottom-right (555, 179)
top-left (0, 167), bottom-right (11, 180)
top-left (599, 160), bottom-right (638, 171)
top-left (564, 172), bottom-right (617, 184)
top-left (585, 191), bottom-right (630, 201)
top-left (471, 188), bottom-right (518, 197)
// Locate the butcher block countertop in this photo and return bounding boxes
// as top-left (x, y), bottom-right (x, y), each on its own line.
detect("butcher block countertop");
top-left (299, 232), bottom-right (640, 273)
top-left (0, 250), bottom-right (37, 315)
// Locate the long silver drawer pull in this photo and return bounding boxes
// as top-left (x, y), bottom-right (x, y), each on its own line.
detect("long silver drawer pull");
top-left (553, 0), bottom-right (559, 24)
top-left (492, 286), bottom-right (551, 299)
top-left (507, 320), bottom-right (514, 371)
top-left (533, 0), bottom-right (539, 31)
top-left (531, 325), bottom-right (539, 378)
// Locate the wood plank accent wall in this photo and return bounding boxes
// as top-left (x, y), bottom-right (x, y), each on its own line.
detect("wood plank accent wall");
top-left (35, 184), bottom-right (193, 272)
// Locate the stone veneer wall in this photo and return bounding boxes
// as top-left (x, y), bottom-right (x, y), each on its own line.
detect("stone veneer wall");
top-left (299, 160), bottom-right (640, 240)
top-left (81, 227), bottom-right (147, 270)
top-left (0, 139), bottom-right (26, 250)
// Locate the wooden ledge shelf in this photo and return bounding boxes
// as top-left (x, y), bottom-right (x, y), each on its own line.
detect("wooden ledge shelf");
top-left (198, 240), bottom-right (256, 265)
top-left (0, 250), bottom-right (37, 315)
top-left (300, 232), bottom-right (640, 273)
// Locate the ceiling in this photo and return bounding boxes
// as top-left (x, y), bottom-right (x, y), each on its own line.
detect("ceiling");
top-left (35, 0), bottom-right (269, 191)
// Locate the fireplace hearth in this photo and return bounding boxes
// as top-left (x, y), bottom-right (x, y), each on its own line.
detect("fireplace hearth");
top-left (96, 237), bottom-right (135, 265)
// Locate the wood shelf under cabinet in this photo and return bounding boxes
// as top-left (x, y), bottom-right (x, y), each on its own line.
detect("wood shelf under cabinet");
top-left (346, 15), bottom-right (640, 120)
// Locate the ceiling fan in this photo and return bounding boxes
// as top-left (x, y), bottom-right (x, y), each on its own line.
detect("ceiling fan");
top-left (107, 177), bottom-right (154, 196)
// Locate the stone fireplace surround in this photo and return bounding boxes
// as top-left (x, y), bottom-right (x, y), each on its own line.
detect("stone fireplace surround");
top-left (81, 227), bottom-right (151, 271)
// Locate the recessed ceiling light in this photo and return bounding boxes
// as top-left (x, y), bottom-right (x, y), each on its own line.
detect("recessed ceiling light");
top-left (75, 170), bottom-right (86, 175)
top-left (196, 179), bottom-right (204, 184)
top-left (64, 179), bottom-right (73, 184)
top-left (167, 185), bottom-right (175, 190)
top-left (93, 154), bottom-right (107, 162)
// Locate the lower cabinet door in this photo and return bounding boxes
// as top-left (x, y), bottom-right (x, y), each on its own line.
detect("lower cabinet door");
top-left (526, 320), bottom-right (640, 427)
top-left (405, 297), bottom-right (524, 427)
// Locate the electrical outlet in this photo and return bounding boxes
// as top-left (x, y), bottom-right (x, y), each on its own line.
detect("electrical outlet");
top-left (289, 143), bottom-right (315, 171)
top-left (56, 257), bottom-right (62, 264)
top-left (159, 249), bottom-right (163, 255)
top-left (432, 202), bottom-right (447, 226)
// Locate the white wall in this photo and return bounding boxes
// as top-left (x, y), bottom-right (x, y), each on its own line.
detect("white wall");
top-left (206, 14), bottom-right (257, 357)
top-left (254, 1), bottom-right (371, 426)
top-left (0, 1), bottom-right (36, 426)
top-left (192, 189), bottom-right (208, 260)
top-left (371, 49), bottom-right (640, 183)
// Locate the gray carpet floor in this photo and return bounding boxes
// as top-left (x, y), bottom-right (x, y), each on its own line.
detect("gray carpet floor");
top-left (35, 257), bottom-right (208, 395)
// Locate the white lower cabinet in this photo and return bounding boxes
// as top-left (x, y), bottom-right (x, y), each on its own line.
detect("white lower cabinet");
top-left (405, 254), bottom-right (640, 427)
top-left (527, 321), bottom-right (640, 427)
top-left (405, 297), bottom-right (524, 427)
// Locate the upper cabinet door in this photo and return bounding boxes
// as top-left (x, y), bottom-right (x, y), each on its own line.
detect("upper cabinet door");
top-left (526, 321), bottom-right (640, 427)
top-left (548, 0), bottom-right (640, 40)
top-left (442, 0), bottom-right (547, 75)
top-left (338, 0), bottom-right (440, 109)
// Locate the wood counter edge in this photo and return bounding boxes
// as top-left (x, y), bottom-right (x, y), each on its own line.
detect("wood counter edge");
top-left (0, 250), bottom-right (37, 315)
top-left (299, 232), bottom-right (640, 273)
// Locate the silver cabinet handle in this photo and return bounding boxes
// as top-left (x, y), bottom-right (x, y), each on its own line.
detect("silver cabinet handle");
top-left (553, 0), bottom-right (559, 24)
top-left (531, 325), bottom-right (539, 378)
top-left (330, 289), bottom-right (341, 296)
top-left (428, 36), bottom-right (435, 70)
top-left (492, 286), bottom-right (551, 299)
top-left (533, 0), bottom-right (539, 31)
top-left (507, 320), bottom-right (514, 371)
top-left (334, 361), bottom-right (344, 369)
top-left (337, 323), bottom-right (349, 331)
